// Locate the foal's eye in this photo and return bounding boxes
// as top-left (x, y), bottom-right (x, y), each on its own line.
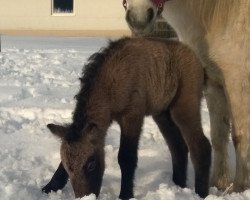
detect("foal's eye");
top-left (86, 160), bottom-right (96, 172)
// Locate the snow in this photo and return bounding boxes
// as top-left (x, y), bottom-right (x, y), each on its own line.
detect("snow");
top-left (0, 36), bottom-right (249, 200)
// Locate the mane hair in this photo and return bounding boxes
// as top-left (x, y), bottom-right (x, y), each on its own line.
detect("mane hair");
top-left (183, 0), bottom-right (239, 31)
top-left (66, 37), bottom-right (130, 141)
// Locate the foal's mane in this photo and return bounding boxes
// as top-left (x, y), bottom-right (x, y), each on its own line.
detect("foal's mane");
top-left (66, 37), bottom-right (129, 141)
top-left (183, 0), bottom-right (239, 31)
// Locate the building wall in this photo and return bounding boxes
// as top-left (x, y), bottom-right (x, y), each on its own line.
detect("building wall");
top-left (0, 0), bottom-right (131, 36)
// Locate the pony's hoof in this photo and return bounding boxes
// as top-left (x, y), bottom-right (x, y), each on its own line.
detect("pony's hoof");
top-left (232, 182), bottom-right (250, 193)
top-left (210, 175), bottom-right (231, 191)
top-left (221, 183), bottom-right (234, 195)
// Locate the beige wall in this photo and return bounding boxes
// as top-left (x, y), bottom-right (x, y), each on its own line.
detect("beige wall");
top-left (0, 0), bottom-right (131, 36)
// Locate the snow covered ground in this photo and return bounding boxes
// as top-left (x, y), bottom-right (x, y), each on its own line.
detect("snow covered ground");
top-left (0, 36), bottom-right (249, 200)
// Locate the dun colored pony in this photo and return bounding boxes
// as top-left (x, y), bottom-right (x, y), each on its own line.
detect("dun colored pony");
top-left (123, 0), bottom-right (250, 193)
top-left (42, 37), bottom-right (211, 199)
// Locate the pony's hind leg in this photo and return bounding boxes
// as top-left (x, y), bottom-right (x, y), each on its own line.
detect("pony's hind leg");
top-left (204, 81), bottom-right (231, 190)
top-left (42, 162), bottom-right (69, 193)
top-left (117, 112), bottom-right (143, 200)
top-left (223, 71), bottom-right (250, 192)
top-left (171, 96), bottom-right (211, 198)
top-left (153, 109), bottom-right (188, 188)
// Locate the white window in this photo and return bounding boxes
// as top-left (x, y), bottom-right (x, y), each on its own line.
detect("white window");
top-left (52, 0), bottom-right (74, 16)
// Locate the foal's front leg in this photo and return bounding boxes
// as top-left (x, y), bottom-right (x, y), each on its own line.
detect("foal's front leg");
top-left (118, 113), bottom-right (143, 200)
top-left (42, 162), bottom-right (69, 193)
top-left (153, 110), bottom-right (188, 188)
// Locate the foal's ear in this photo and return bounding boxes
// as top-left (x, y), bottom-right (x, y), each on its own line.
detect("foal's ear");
top-left (47, 123), bottom-right (67, 139)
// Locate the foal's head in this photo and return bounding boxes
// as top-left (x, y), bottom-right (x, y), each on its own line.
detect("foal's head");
top-left (47, 123), bottom-right (105, 198)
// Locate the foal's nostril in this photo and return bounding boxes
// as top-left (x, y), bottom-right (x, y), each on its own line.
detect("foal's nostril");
top-left (147, 8), bottom-right (154, 23)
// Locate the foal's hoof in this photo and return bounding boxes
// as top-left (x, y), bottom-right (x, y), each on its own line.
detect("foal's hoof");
top-left (42, 180), bottom-right (63, 194)
top-left (119, 192), bottom-right (134, 200)
top-left (119, 197), bottom-right (133, 200)
top-left (42, 183), bottom-right (55, 194)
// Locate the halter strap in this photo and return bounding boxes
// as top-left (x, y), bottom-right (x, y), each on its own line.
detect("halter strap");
top-left (153, 0), bottom-right (168, 15)
top-left (152, 0), bottom-right (167, 7)
top-left (123, 0), bottom-right (169, 15)
top-left (123, 0), bottom-right (127, 10)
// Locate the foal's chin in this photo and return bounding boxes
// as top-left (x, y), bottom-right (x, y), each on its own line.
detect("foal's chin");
top-left (74, 190), bottom-right (100, 199)
top-left (72, 181), bottom-right (101, 199)
top-left (73, 189), bottom-right (96, 199)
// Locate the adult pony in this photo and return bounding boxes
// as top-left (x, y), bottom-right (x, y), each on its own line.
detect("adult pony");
top-left (42, 37), bottom-right (211, 199)
top-left (123, 0), bottom-right (250, 192)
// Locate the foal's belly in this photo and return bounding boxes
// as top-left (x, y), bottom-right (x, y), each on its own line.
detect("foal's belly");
top-left (144, 84), bottom-right (178, 115)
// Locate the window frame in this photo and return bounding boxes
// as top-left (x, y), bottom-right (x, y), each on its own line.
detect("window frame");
top-left (51, 0), bottom-right (75, 16)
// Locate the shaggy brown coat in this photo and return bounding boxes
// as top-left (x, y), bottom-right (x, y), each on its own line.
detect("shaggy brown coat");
top-left (43, 37), bottom-right (211, 199)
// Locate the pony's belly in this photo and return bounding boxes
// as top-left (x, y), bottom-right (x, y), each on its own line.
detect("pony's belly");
top-left (208, 34), bottom-right (250, 72)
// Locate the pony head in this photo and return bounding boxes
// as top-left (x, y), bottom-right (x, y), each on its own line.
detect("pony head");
top-left (123, 0), bottom-right (167, 35)
top-left (47, 123), bottom-right (105, 198)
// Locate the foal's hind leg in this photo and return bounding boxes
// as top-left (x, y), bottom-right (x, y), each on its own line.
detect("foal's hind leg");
top-left (153, 110), bottom-right (188, 188)
top-left (42, 162), bottom-right (69, 193)
top-left (171, 97), bottom-right (211, 198)
top-left (117, 112), bottom-right (143, 200)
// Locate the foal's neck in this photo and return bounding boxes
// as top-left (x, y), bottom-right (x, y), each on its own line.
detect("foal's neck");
top-left (86, 87), bottom-right (112, 131)
top-left (72, 82), bottom-right (111, 134)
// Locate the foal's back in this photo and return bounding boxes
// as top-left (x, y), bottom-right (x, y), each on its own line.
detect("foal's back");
top-left (99, 37), bottom-right (203, 115)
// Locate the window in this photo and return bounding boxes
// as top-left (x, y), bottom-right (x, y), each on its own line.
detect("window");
top-left (52, 0), bottom-right (74, 15)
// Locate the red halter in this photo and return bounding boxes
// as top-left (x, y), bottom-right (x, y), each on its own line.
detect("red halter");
top-left (123, 0), bottom-right (169, 15)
